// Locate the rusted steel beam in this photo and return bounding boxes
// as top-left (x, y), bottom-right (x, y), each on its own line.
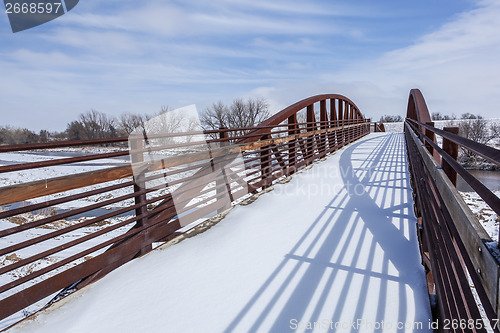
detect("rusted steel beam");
top-left (319, 100), bottom-right (328, 156)
top-left (270, 145), bottom-right (286, 170)
top-left (216, 128), bottom-right (232, 213)
top-left (406, 89), bottom-right (432, 134)
top-left (259, 134), bottom-right (272, 189)
top-left (337, 100), bottom-right (344, 146)
top-left (328, 99), bottom-right (337, 147)
top-left (330, 98), bottom-right (337, 123)
top-left (288, 114), bottom-right (298, 169)
top-left (239, 95), bottom-right (365, 144)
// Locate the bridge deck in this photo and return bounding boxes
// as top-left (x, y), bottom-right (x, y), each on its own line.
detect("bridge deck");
top-left (10, 133), bottom-right (432, 333)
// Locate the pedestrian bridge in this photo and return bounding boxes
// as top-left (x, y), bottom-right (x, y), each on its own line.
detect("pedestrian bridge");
top-left (0, 91), bottom-right (499, 332)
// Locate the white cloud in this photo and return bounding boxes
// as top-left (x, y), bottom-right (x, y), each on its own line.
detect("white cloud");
top-left (279, 0), bottom-right (500, 120)
top-left (2, 0), bottom-right (498, 132)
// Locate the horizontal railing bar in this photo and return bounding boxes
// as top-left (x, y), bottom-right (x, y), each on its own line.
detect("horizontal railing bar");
top-left (0, 184), bottom-right (139, 238)
top-left (0, 180), bottom-right (135, 220)
top-left (0, 214), bottom-right (142, 290)
top-left (0, 165), bottom-right (133, 206)
top-left (0, 123), bottom-right (365, 206)
top-left (406, 118), bottom-right (500, 166)
top-left (0, 137), bottom-right (129, 153)
top-left (406, 121), bottom-right (500, 216)
top-left (0, 198), bottom-right (146, 257)
top-left (0, 113), bottom-right (366, 154)
top-left (0, 174), bottom-right (228, 286)
top-left (0, 151), bottom-right (129, 174)
top-left (130, 119), bottom-right (362, 154)
top-left (0, 167), bottom-right (241, 261)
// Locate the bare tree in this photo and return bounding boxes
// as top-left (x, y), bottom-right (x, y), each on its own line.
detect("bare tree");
top-left (431, 112), bottom-right (443, 120)
top-left (118, 113), bottom-right (148, 136)
top-left (136, 106), bottom-right (203, 146)
top-left (200, 101), bottom-right (230, 131)
top-left (39, 130), bottom-right (49, 143)
top-left (461, 113), bottom-right (483, 120)
top-left (0, 126), bottom-right (39, 144)
top-left (66, 109), bottom-right (117, 140)
top-left (459, 118), bottom-right (500, 166)
top-left (379, 115), bottom-right (403, 123)
top-left (432, 112), bottom-right (456, 121)
top-left (201, 98), bottom-right (270, 138)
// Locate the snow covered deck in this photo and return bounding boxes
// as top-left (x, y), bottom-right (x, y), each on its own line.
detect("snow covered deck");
top-left (9, 133), bottom-right (432, 333)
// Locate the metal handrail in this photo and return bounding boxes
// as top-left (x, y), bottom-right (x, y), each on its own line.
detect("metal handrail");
top-left (406, 118), bottom-right (500, 165)
top-left (0, 94), bottom-right (370, 324)
top-left (405, 119), bottom-right (500, 228)
top-left (405, 88), bottom-right (500, 328)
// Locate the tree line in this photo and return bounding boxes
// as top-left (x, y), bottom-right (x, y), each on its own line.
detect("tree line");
top-left (379, 112), bottom-right (499, 168)
top-left (0, 98), bottom-right (270, 145)
top-left (379, 112), bottom-right (492, 123)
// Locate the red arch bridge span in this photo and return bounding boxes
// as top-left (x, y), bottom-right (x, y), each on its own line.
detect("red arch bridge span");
top-left (0, 92), bottom-right (498, 332)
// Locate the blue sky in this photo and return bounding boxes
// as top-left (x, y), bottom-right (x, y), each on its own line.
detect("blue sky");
top-left (1, 0), bottom-right (499, 131)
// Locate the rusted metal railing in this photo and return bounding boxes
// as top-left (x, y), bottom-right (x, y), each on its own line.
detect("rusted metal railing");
top-left (405, 89), bottom-right (500, 329)
top-left (374, 122), bottom-right (386, 132)
top-left (0, 94), bottom-right (369, 324)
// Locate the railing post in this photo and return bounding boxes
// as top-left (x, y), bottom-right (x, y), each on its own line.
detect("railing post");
top-left (130, 136), bottom-right (152, 256)
top-left (345, 104), bottom-right (351, 143)
top-left (306, 104), bottom-right (316, 161)
top-left (337, 99), bottom-right (344, 147)
top-left (288, 114), bottom-right (298, 173)
top-left (320, 99), bottom-right (328, 156)
top-left (260, 134), bottom-right (271, 189)
top-left (330, 98), bottom-right (338, 148)
top-left (442, 127), bottom-right (459, 187)
top-left (216, 128), bottom-right (232, 213)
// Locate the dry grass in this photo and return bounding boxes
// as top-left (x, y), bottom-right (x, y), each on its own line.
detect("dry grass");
top-left (5, 253), bottom-right (22, 262)
top-left (6, 216), bottom-right (28, 225)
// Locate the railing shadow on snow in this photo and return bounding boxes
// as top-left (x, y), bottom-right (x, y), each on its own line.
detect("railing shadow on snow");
top-left (224, 133), bottom-right (431, 332)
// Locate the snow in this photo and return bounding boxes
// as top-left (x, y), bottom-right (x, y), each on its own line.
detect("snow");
top-left (460, 190), bottom-right (500, 242)
top-left (6, 133), bottom-right (432, 333)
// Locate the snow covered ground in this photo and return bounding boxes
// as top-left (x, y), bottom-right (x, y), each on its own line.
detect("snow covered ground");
top-left (461, 190), bottom-right (500, 242)
top-left (7, 133), bottom-right (432, 333)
